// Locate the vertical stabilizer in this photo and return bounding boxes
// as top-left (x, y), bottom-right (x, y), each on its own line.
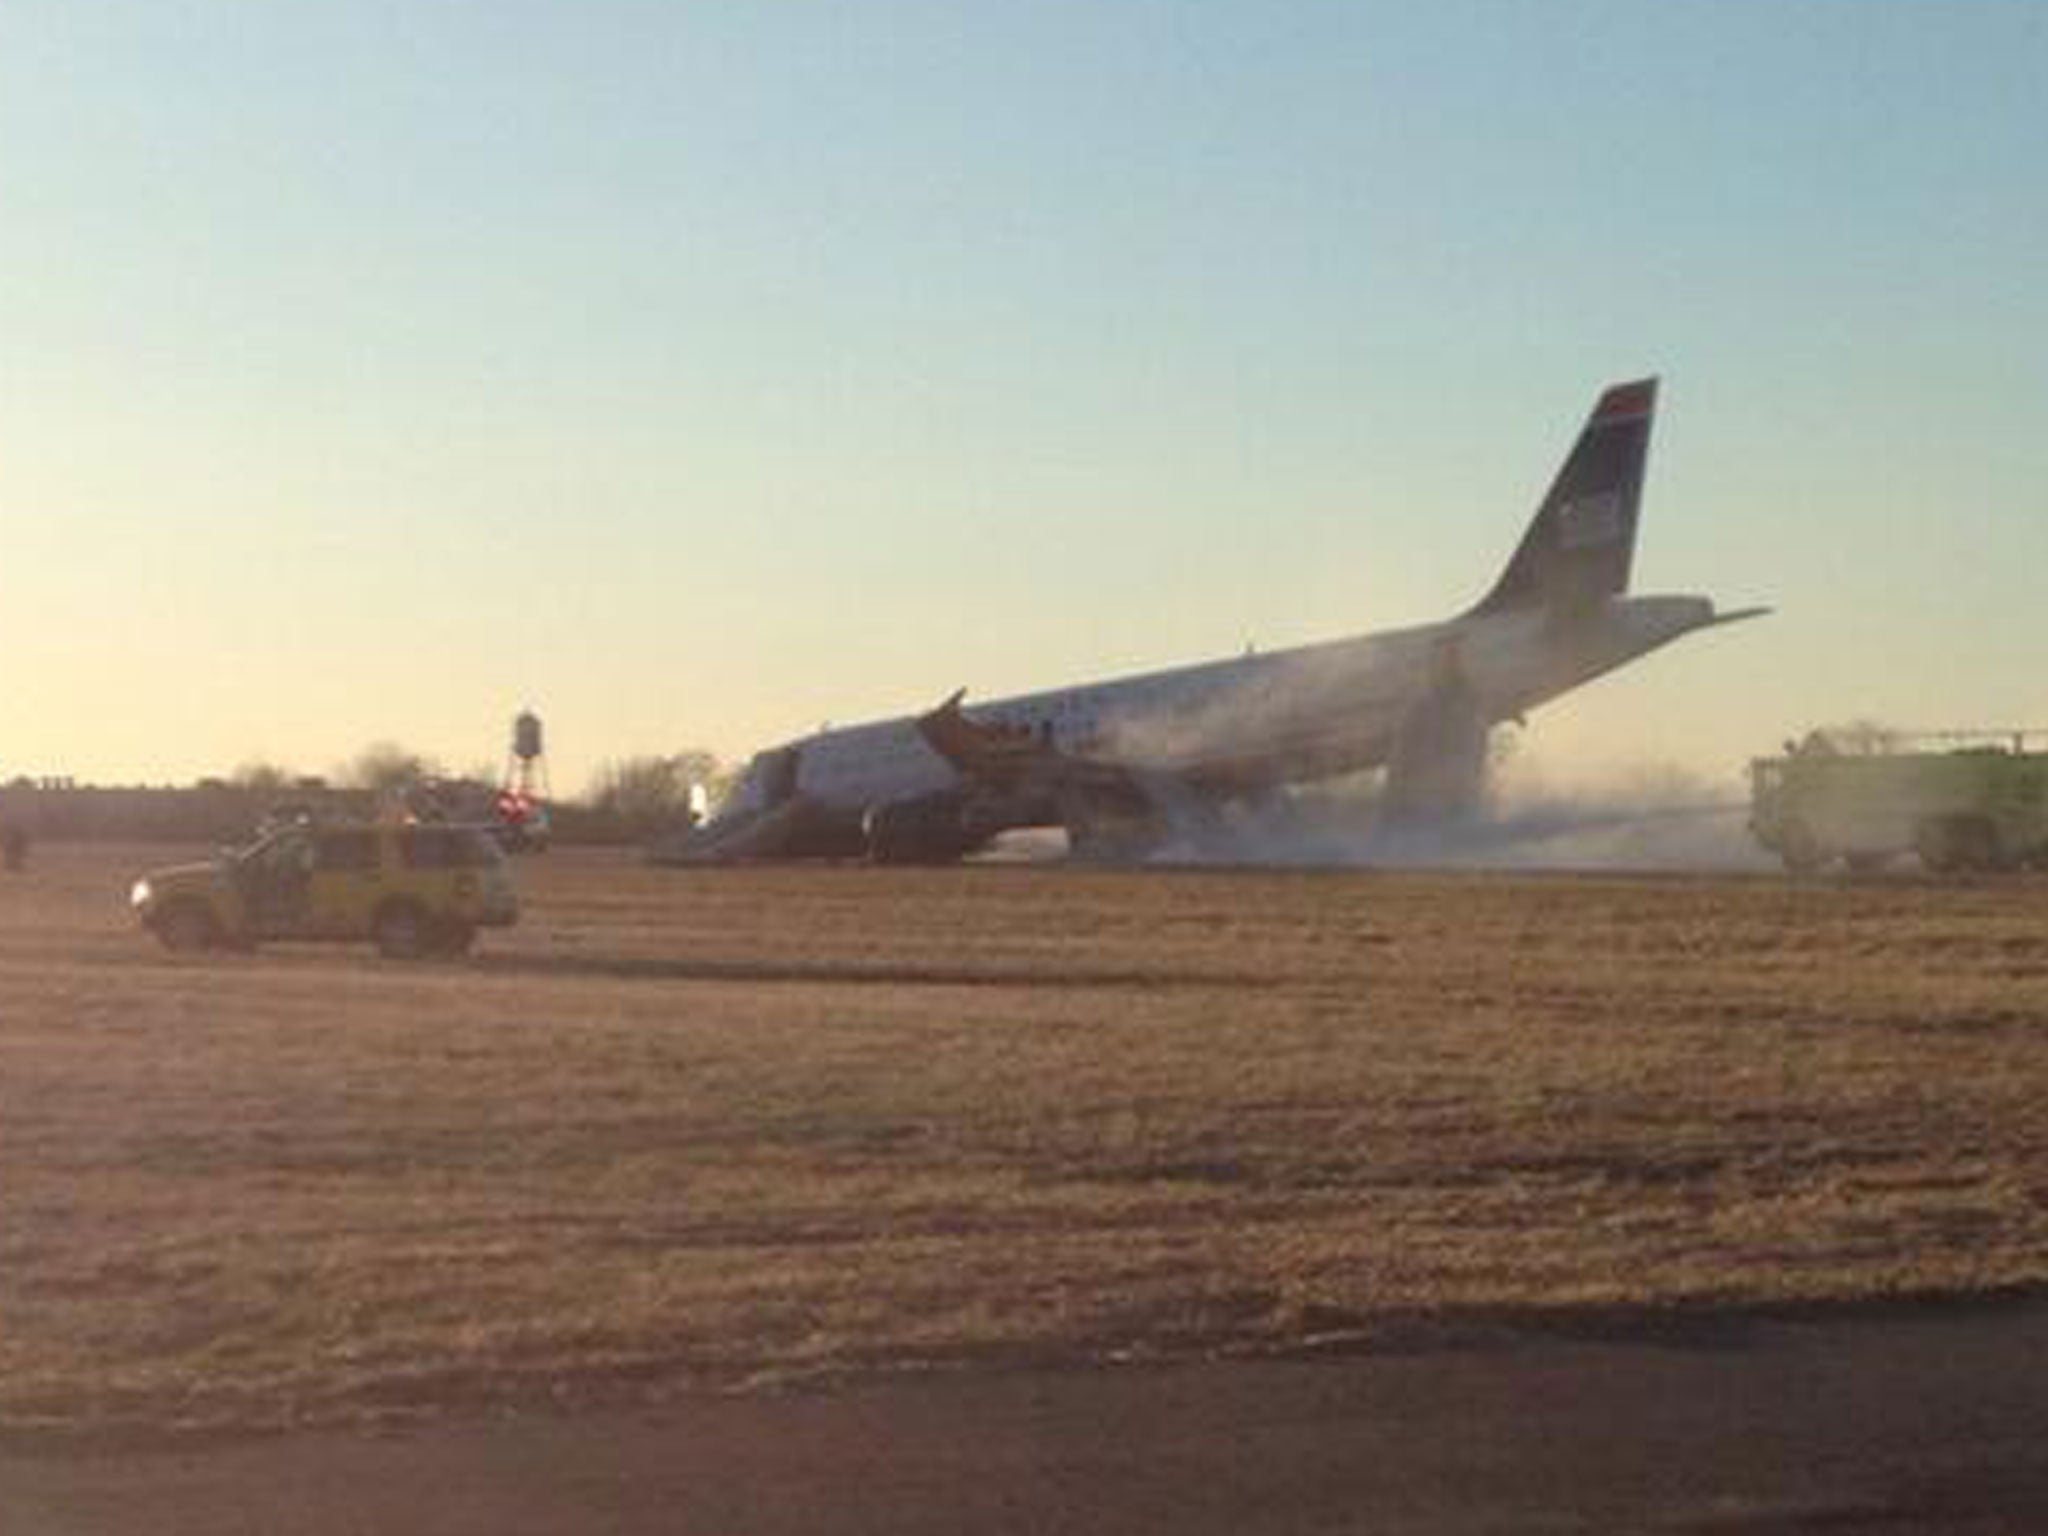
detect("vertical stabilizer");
top-left (1470, 377), bottom-right (1657, 616)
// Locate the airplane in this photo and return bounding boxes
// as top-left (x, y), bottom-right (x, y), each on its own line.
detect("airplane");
top-left (653, 377), bottom-right (1765, 865)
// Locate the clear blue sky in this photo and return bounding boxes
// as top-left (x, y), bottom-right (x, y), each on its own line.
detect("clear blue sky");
top-left (3, 1), bottom-right (2043, 791)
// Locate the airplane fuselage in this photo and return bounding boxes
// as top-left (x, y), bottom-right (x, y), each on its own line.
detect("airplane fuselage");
top-left (701, 593), bottom-right (1727, 853)
top-left (655, 377), bottom-right (1762, 865)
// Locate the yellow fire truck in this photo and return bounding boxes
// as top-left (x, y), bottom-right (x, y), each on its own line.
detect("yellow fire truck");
top-left (1750, 730), bottom-right (2048, 874)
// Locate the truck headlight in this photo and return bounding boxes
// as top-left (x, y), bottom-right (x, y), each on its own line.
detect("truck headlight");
top-left (130, 879), bottom-right (152, 908)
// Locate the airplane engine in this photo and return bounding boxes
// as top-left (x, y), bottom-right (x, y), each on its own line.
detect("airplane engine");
top-left (1063, 806), bottom-right (1168, 864)
top-left (862, 791), bottom-right (979, 865)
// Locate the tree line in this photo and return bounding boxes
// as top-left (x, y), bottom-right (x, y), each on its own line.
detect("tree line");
top-left (3, 744), bottom-right (736, 845)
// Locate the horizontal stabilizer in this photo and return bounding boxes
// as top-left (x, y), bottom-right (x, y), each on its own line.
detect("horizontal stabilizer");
top-left (1703, 604), bottom-right (1772, 630)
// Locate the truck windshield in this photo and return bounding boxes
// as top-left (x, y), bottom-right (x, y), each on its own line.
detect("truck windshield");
top-left (237, 831), bottom-right (308, 871)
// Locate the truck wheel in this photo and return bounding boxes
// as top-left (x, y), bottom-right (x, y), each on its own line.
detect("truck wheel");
top-left (1917, 816), bottom-right (2000, 874)
top-left (374, 901), bottom-right (432, 960)
top-left (1777, 822), bottom-right (1826, 875)
top-left (1915, 819), bottom-right (1958, 873)
top-left (1951, 817), bottom-right (1999, 872)
top-left (156, 900), bottom-right (217, 953)
top-left (433, 920), bottom-right (476, 957)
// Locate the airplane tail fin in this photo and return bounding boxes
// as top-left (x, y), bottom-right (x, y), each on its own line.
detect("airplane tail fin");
top-left (1469, 377), bottom-right (1657, 617)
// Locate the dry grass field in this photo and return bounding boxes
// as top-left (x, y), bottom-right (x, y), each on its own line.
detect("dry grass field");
top-left (3, 842), bottom-right (2046, 1441)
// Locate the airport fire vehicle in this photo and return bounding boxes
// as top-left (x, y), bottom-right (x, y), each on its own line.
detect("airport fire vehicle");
top-left (1750, 730), bottom-right (2048, 873)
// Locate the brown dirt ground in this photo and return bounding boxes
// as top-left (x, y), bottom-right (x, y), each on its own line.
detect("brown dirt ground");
top-left (3, 844), bottom-right (2046, 1445)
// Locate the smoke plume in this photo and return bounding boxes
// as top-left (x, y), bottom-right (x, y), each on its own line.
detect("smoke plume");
top-left (1142, 748), bottom-right (1764, 872)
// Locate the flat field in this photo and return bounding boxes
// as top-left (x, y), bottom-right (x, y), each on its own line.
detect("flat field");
top-left (3, 843), bottom-right (2046, 1440)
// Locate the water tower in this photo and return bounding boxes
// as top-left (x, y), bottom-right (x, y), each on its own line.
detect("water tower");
top-left (491, 710), bottom-right (554, 852)
top-left (505, 709), bottom-right (551, 802)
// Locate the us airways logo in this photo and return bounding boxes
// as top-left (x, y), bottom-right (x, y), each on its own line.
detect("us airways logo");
top-left (1557, 491), bottom-right (1624, 550)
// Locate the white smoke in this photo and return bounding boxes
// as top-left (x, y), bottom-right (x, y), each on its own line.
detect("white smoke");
top-left (991, 646), bottom-right (1766, 872)
top-left (1136, 747), bottom-right (1764, 872)
top-left (1426, 754), bottom-right (1764, 871)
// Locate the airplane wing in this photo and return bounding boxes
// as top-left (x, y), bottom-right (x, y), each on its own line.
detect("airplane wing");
top-left (914, 690), bottom-right (1132, 795)
top-left (915, 690), bottom-right (1223, 858)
